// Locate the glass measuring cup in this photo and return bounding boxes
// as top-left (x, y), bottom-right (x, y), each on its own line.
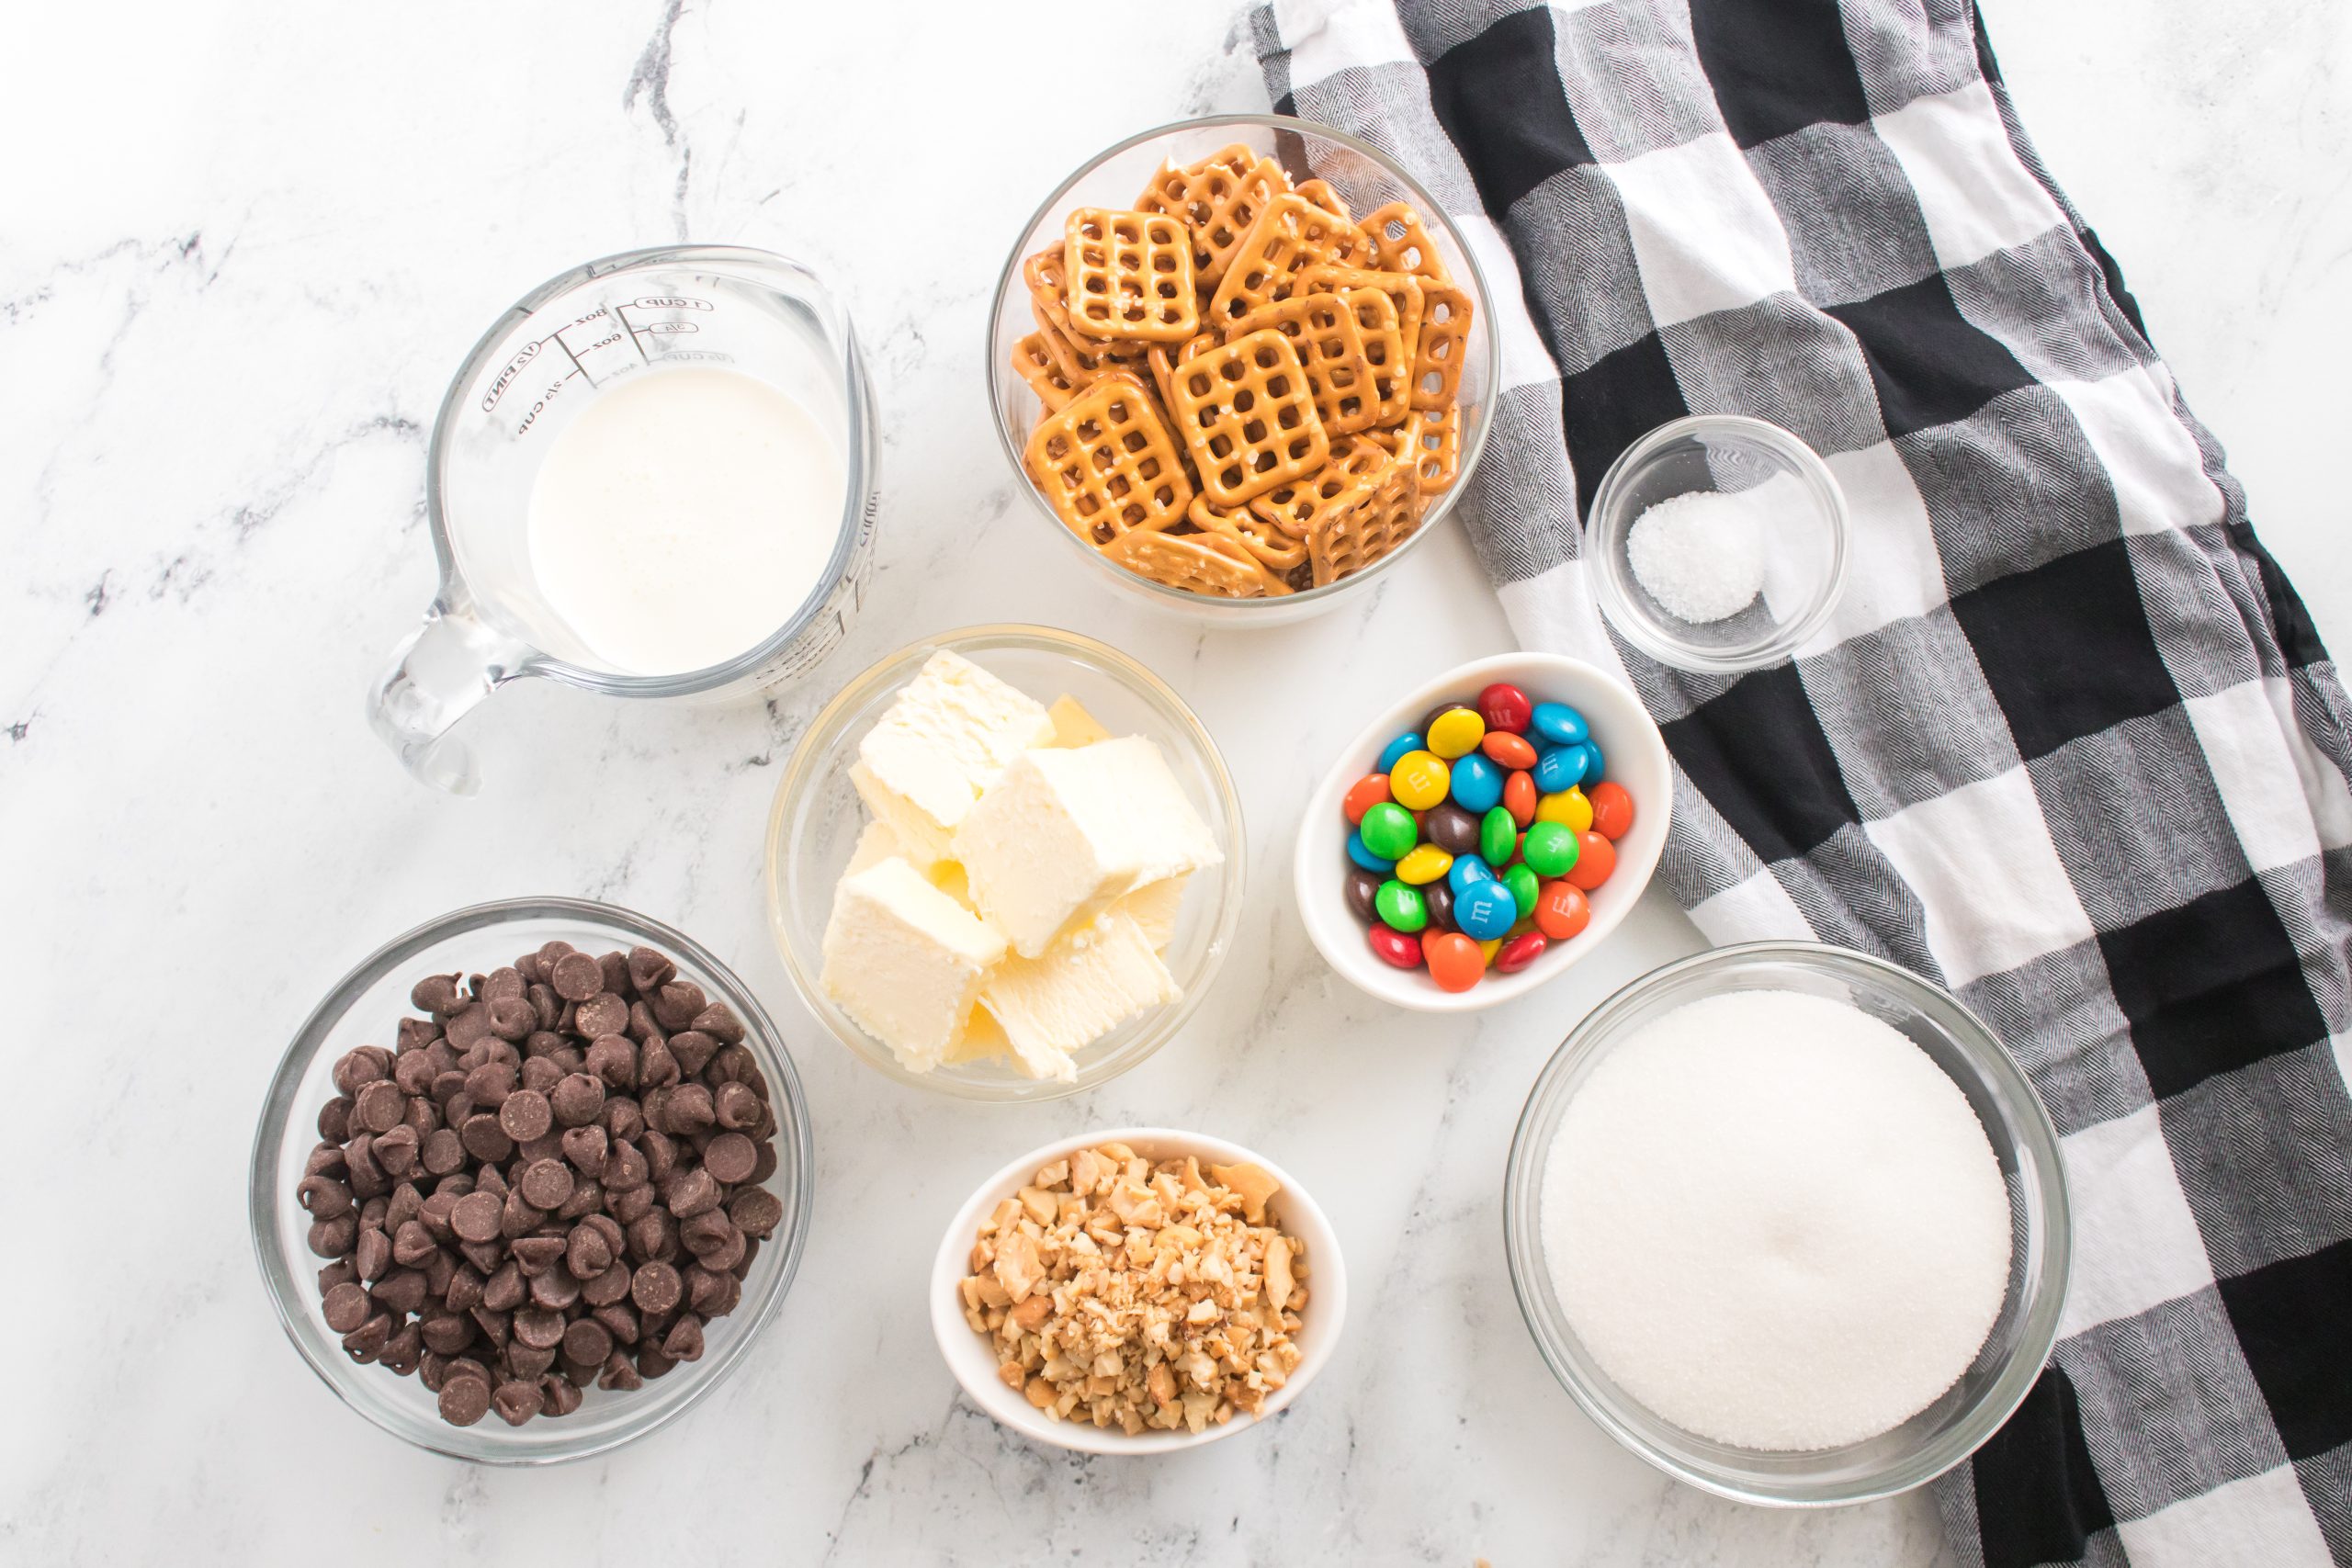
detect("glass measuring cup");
top-left (368, 245), bottom-right (878, 793)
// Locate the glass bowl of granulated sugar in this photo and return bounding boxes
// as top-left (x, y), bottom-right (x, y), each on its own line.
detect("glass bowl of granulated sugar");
top-left (1583, 415), bottom-right (1848, 673)
top-left (1502, 942), bottom-right (2070, 1506)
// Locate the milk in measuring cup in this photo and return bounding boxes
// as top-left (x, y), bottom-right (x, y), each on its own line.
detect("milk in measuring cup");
top-left (526, 367), bottom-right (847, 677)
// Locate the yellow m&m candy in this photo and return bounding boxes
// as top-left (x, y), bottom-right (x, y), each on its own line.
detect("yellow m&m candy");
top-left (1426, 706), bottom-right (1487, 760)
top-left (1535, 786), bottom-right (1594, 834)
top-left (1388, 750), bottom-right (1451, 810)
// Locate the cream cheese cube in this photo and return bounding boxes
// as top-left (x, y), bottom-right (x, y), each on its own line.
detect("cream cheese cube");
top-left (1045, 694), bottom-right (1113, 748)
top-left (854, 650), bottom-right (1056, 852)
top-left (978, 908), bottom-right (1179, 1081)
top-left (1112, 873), bottom-right (1189, 950)
top-left (820, 857), bottom-right (1007, 1073)
top-left (954, 736), bottom-right (1223, 958)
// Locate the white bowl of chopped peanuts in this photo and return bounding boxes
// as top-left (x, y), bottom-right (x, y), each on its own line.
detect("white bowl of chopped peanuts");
top-left (929, 1127), bottom-right (1348, 1453)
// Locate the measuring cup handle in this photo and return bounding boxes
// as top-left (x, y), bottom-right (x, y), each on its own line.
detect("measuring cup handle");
top-left (366, 604), bottom-right (533, 795)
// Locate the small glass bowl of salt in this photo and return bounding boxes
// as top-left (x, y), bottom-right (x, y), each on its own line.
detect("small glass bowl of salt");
top-left (1583, 415), bottom-right (1848, 672)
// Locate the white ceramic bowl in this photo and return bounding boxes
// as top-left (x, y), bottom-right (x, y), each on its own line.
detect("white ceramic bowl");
top-left (1294, 653), bottom-right (1671, 1010)
top-left (929, 1127), bottom-right (1348, 1454)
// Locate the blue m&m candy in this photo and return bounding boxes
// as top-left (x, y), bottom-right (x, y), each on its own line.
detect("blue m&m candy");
top-left (1533, 742), bottom-right (1589, 794)
top-left (1348, 831), bottom-right (1396, 874)
top-left (1376, 732), bottom-right (1425, 773)
top-left (1577, 740), bottom-right (1606, 786)
top-left (1447, 854), bottom-right (1495, 897)
top-left (1531, 703), bottom-right (1589, 747)
top-left (1449, 751), bottom-right (1503, 814)
top-left (1453, 878), bottom-right (1519, 941)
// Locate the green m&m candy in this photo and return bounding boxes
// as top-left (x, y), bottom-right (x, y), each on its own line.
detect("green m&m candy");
top-left (1479, 806), bottom-right (1517, 867)
top-left (1520, 819), bottom-right (1580, 878)
top-left (1359, 802), bottom-right (1419, 861)
top-left (1374, 878), bottom-right (1429, 932)
top-left (1503, 863), bottom-right (1541, 920)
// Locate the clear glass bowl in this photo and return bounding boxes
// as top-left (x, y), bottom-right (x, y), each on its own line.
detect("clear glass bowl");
top-left (248, 897), bottom-right (816, 1464)
top-left (1502, 942), bottom-right (2070, 1506)
top-left (765, 626), bottom-right (1246, 1100)
top-left (986, 113), bottom-right (1499, 625)
top-left (1584, 415), bottom-right (1848, 672)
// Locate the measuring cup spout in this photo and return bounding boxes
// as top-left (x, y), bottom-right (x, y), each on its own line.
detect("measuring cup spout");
top-left (366, 599), bottom-right (534, 795)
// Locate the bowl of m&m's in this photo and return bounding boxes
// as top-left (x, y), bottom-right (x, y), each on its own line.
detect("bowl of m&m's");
top-left (1294, 655), bottom-right (1670, 1010)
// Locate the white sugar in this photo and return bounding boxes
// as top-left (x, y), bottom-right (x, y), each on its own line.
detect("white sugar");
top-left (1541, 989), bottom-right (2011, 1451)
top-left (1623, 490), bottom-right (1765, 623)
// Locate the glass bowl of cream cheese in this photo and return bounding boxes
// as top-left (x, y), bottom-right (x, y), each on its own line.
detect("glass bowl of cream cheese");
top-left (764, 626), bottom-right (1246, 1101)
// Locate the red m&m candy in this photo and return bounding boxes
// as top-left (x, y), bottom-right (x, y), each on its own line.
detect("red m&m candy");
top-left (1369, 924), bottom-right (1423, 968)
top-left (1476, 682), bottom-right (1532, 735)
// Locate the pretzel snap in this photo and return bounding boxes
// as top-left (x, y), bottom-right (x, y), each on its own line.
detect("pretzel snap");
top-left (1165, 328), bottom-right (1332, 507)
top-left (1023, 373), bottom-right (1193, 546)
top-left (1063, 209), bottom-right (1199, 344)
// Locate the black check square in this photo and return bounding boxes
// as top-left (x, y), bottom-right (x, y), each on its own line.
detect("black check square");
top-left (1662, 661), bottom-right (1860, 862)
top-left (1828, 271), bottom-right (2036, 439)
top-left (1560, 331), bottom-right (1687, 516)
top-left (1425, 6), bottom-right (1591, 216)
top-left (2221, 1239), bottom-right (2352, 1461)
top-left (1692, 0), bottom-right (1870, 148)
top-left (2099, 876), bottom-right (2329, 1100)
top-left (1970, 1365), bottom-right (2119, 1568)
top-left (1951, 536), bottom-right (2179, 761)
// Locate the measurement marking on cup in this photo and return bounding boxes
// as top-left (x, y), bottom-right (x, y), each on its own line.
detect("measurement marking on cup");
top-left (512, 368), bottom-right (582, 437)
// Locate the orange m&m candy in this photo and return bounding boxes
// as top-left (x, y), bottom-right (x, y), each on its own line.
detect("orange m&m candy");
top-left (1342, 773), bottom-right (1392, 825)
top-left (1481, 731), bottom-right (1538, 771)
top-left (1421, 931), bottom-right (1486, 992)
top-left (1564, 830), bottom-right (1615, 890)
top-left (1588, 780), bottom-right (1634, 840)
top-left (1502, 770), bottom-right (1537, 827)
top-left (1534, 881), bottom-right (1589, 941)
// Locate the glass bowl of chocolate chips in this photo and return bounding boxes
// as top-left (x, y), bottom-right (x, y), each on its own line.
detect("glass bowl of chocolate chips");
top-left (249, 897), bottom-right (814, 1462)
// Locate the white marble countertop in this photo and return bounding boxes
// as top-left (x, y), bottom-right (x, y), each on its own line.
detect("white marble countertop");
top-left (5, 2), bottom-right (2343, 1562)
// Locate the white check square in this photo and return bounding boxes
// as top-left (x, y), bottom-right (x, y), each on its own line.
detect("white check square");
top-left (1814, 440), bottom-right (1948, 646)
top-left (1604, 132), bottom-right (1795, 328)
top-left (2055, 1103), bottom-right (2214, 1338)
top-left (2186, 681), bottom-right (2352, 874)
top-left (2052, 368), bottom-right (2224, 536)
top-left (1272, 0), bottom-right (1417, 92)
top-left (1873, 81), bottom-right (2065, 273)
top-left (1863, 765), bottom-right (2094, 987)
top-left (2117, 1466), bottom-right (2336, 1566)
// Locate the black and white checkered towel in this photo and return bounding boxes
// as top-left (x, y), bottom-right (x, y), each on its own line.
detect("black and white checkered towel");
top-left (1251, 0), bottom-right (2352, 1561)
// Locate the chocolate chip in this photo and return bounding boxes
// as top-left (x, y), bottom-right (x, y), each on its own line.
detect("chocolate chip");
top-left (322, 1281), bottom-right (369, 1333)
top-left (573, 993), bottom-right (628, 1040)
top-left (355, 1225), bottom-right (392, 1280)
top-left (729, 1188), bottom-right (784, 1239)
top-left (630, 1260), bottom-right (683, 1315)
top-left (582, 1262), bottom-right (634, 1308)
top-left (481, 1261), bottom-right (526, 1313)
top-left (668, 1031), bottom-right (718, 1077)
top-left (353, 1080), bottom-right (404, 1135)
top-left (561, 1318), bottom-right (613, 1368)
top-left (373, 1122), bottom-right (420, 1176)
top-left (492, 1380), bottom-right (544, 1426)
top-left (298, 1174), bottom-right (353, 1219)
top-left (307, 1214), bottom-right (357, 1258)
top-left (550, 1072), bottom-right (605, 1129)
top-left (450, 1191), bottom-right (502, 1244)
top-left (691, 1004), bottom-right (745, 1044)
top-left (702, 1133), bottom-right (757, 1185)
top-left (498, 1089), bottom-right (552, 1142)
top-left (438, 1376), bottom-right (492, 1427)
top-left (410, 974), bottom-right (462, 1016)
top-left (517, 1158), bottom-right (574, 1212)
top-left (391, 1220), bottom-right (437, 1268)
top-left (528, 1267), bottom-right (581, 1311)
top-left (540, 1373), bottom-right (583, 1417)
top-left (421, 1128), bottom-right (466, 1176)
top-left (663, 1167), bottom-right (720, 1220)
top-left (627, 946), bottom-right (677, 994)
top-left (373, 1267), bottom-right (427, 1317)
top-left (487, 996), bottom-right (537, 1043)
top-left (597, 1352), bottom-right (642, 1392)
top-left (459, 1113), bottom-right (513, 1164)
top-left (510, 1235), bottom-right (568, 1276)
top-left (713, 1081), bottom-right (761, 1132)
top-left (663, 1084), bottom-right (716, 1137)
top-left (549, 953), bottom-right (604, 1002)
top-left (651, 980), bottom-right (707, 1032)
top-left (560, 1124), bottom-right (608, 1176)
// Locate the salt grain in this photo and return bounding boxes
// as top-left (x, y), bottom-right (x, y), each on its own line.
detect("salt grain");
top-left (1623, 490), bottom-right (1765, 624)
top-left (1540, 989), bottom-right (2011, 1451)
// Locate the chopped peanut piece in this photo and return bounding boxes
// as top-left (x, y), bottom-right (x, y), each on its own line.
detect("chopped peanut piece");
top-left (958, 1143), bottom-right (1310, 1434)
top-left (1209, 1161), bottom-right (1280, 1224)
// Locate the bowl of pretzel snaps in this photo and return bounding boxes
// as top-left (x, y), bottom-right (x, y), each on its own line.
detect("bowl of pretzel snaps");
top-left (989, 115), bottom-right (1498, 621)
